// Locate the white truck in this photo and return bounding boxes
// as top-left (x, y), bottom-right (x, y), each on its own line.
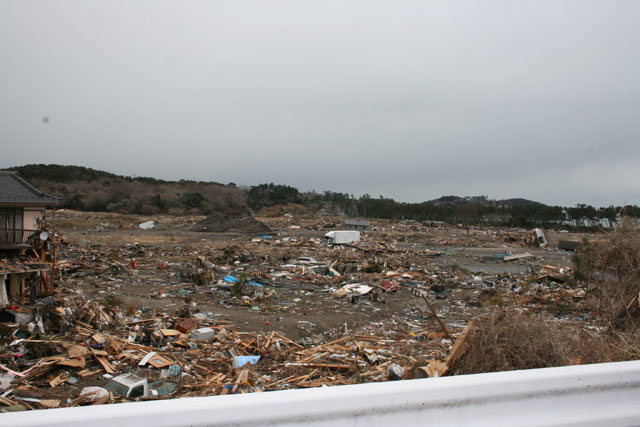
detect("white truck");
top-left (105, 373), bottom-right (153, 398)
top-left (324, 230), bottom-right (360, 244)
top-left (79, 373), bottom-right (178, 402)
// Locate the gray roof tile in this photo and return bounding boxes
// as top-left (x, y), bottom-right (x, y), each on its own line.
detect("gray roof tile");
top-left (0, 172), bottom-right (62, 206)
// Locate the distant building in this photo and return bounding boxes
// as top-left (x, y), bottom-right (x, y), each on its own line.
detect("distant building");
top-left (0, 172), bottom-right (61, 248)
top-left (318, 208), bottom-right (330, 216)
top-left (558, 217), bottom-right (614, 229)
top-left (345, 218), bottom-right (370, 231)
top-left (1, 172), bottom-right (61, 305)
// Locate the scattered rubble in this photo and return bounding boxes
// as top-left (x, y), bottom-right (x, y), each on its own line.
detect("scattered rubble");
top-left (192, 213), bottom-right (270, 234)
top-left (0, 210), bottom-right (601, 412)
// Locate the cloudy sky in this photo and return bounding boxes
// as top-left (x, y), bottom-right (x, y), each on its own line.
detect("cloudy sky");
top-left (1, 1), bottom-right (638, 207)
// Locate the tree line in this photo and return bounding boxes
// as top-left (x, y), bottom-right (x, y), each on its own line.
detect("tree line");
top-left (248, 184), bottom-right (640, 228)
top-left (4, 165), bottom-right (638, 227)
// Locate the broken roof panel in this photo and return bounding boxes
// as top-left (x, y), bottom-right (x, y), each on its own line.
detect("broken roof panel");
top-left (345, 218), bottom-right (370, 226)
top-left (0, 172), bottom-right (62, 207)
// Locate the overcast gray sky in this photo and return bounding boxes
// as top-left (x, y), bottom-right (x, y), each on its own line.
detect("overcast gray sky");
top-left (1, 1), bottom-right (638, 207)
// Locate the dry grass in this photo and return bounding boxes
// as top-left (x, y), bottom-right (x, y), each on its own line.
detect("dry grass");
top-left (576, 216), bottom-right (640, 329)
top-left (454, 308), bottom-right (634, 375)
top-left (455, 309), bottom-right (576, 374)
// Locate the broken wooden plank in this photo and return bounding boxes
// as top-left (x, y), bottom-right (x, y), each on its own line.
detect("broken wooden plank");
top-left (266, 375), bottom-right (297, 388)
top-left (148, 354), bottom-right (173, 369)
top-left (264, 330), bottom-right (276, 350)
top-left (360, 361), bottom-right (392, 377)
top-left (230, 369), bottom-right (248, 394)
top-left (421, 294), bottom-right (453, 341)
top-left (503, 252), bottom-right (534, 262)
top-left (39, 399), bottom-right (61, 408)
top-left (57, 356), bottom-right (85, 368)
top-left (273, 332), bottom-right (304, 349)
top-left (422, 359), bottom-right (449, 378)
top-left (445, 321), bottom-right (474, 370)
top-left (66, 344), bottom-right (89, 358)
top-left (94, 356), bottom-right (116, 374)
top-left (294, 368), bottom-right (320, 384)
top-left (284, 362), bottom-right (352, 370)
top-left (0, 395), bottom-right (18, 406)
top-left (77, 368), bottom-right (101, 378)
top-left (49, 372), bottom-right (70, 388)
top-left (138, 351), bottom-right (157, 366)
top-left (90, 349), bottom-right (108, 357)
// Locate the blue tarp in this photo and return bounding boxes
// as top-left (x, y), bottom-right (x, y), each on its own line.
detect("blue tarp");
top-left (223, 275), bottom-right (264, 288)
top-left (248, 281), bottom-right (264, 288)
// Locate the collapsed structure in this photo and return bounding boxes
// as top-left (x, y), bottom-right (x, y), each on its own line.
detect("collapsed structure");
top-left (0, 172), bottom-right (62, 307)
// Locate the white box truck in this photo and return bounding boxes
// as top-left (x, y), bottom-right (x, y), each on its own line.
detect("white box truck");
top-left (324, 230), bottom-right (360, 244)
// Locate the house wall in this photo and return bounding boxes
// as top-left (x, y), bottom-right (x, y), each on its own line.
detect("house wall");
top-left (23, 208), bottom-right (45, 231)
top-left (9, 274), bottom-right (20, 296)
top-left (346, 224), bottom-right (368, 231)
top-left (1, 207), bottom-right (23, 242)
top-left (0, 274), bottom-right (7, 306)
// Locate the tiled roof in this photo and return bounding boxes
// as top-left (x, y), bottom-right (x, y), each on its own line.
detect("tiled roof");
top-left (0, 172), bottom-right (62, 206)
top-left (345, 218), bottom-right (370, 226)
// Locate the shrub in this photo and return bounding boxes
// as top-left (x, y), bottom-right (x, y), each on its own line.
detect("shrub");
top-left (575, 216), bottom-right (640, 329)
top-left (456, 309), bottom-right (576, 374)
top-left (181, 192), bottom-right (205, 209)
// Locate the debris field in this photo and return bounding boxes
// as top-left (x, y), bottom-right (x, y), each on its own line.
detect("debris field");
top-left (0, 210), bottom-right (594, 411)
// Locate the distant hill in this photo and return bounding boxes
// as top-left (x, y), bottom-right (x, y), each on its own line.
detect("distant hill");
top-left (499, 198), bottom-right (545, 207)
top-left (428, 195), bottom-right (545, 207)
top-left (7, 164), bottom-right (120, 183)
top-left (6, 164), bottom-right (621, 230)
top-left (4, 164), bottom-right (248, 216)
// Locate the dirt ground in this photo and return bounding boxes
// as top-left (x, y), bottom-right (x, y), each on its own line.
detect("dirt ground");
top-left (50, 210), bottom-right (586, 341)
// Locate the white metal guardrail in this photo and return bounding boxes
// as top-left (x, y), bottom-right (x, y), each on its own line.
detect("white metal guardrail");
top-left (3, 360), bottom-right (640, 426)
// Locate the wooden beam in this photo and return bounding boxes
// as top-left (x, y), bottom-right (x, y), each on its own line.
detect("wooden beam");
top-left (421, 294), bottom-right (453, 341)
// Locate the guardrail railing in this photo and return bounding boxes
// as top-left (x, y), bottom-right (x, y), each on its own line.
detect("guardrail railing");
top-left (2, 360), bottom-right (640, 426)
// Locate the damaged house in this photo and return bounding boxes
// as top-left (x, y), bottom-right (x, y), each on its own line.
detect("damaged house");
top-left (344, 218), bottom-right (370, 231)
top-left (0, 171), bottom-right (61, 307)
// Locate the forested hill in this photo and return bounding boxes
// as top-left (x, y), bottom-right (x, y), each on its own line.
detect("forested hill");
top-left (427, 195), bottom-right (544, 207)
top-left (3, 164), bottom-right (638, 227)
top-left (5, 164), bottom-right (248, 216)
